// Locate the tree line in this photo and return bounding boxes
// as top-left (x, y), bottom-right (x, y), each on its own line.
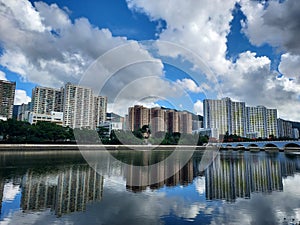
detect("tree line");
top-left (0, 119), bottom-right (74, 143)
top-left (0, 119), bottom-right (210, 145)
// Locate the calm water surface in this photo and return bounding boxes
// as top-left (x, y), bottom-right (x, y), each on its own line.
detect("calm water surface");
top-left (0, 150), bottom-right (300, 225)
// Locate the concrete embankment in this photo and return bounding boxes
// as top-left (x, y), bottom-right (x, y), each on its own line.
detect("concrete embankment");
top-left (0, 144), bottom-right (207, 151)
top-left (0, 144), bottom-right (299, 153)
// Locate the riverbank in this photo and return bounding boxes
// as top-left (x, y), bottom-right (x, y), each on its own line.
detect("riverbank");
top-left (0, 144), bottom-right (205, 151)
top-left (0, 144), bottom-right (299, 152)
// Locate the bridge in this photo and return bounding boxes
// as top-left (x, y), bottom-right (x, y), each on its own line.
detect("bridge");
top-left (219, 140), bottom-right (300, 151)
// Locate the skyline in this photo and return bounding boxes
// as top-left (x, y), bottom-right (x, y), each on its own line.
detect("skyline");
top-left (0, 0), bottom-right (300, 121)
top-left (11, 80), bottom-right (300, 124)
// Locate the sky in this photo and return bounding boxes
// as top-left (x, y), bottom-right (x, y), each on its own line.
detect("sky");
top-left (0, 0), bottom-right (300, 121)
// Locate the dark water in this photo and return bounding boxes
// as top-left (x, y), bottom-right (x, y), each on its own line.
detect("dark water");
top-left (0, 150), bottom-right (300, 225)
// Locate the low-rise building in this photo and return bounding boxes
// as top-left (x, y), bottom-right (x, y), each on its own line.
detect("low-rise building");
top-left (193, 128), bottom-right (219, 139)
top-left (28, 111), bottom-right (64, 125)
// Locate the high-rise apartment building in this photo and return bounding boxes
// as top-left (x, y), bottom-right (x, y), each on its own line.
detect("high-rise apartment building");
top-left (63, 83), bottom-right (94, 129)
top-left (32, 86), bottom-right (63, 114)
top-left (0, 80), bottom-right (16, 119)
top-left (150, 107), bottom-right (166, 134)
top-left (203, 98), bottom-right (246, 137)
top-left (128, 105), bottom-right (193, 134)
top-left (203, 98), bottom-right (230, 136)
top-left (166, 110), bottom-right (179, 133)
top-left (14, 103), bottom-right (32, 121)
top-left (246, 106), bottom-right (277, 138)
top-left (266, 108), bottom-right (278, 137)
top-left (94, 96), bottom-right (107, 127)
top-left (277, 118), bottom-right (293, 138)
top-left (179, 111), bottom-right (192, 134)
top-left (230, 101), bottom-right (246, 137)
top-left (246, 106), bottom-right (267, 138)
top-left (128, 105), bottom-right (150, 131)
top-left (204, 97), bottom-right (279, 138)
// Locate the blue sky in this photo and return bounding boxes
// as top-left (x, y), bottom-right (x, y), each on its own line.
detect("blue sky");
top-left (0, 0), bottom-right (299, 120)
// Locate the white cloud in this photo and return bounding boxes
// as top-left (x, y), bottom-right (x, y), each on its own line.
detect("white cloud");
top-left (126, 0), bottom-right (300, 121)
top-left (0, 0), bottom-right (186, 111)
top-left (176, 78), bottom-right (208, 93)
top-left (1, 0), bottom-right (300, 121)
top-left (0, 0), bottom-right (46, 33)
top-left (193, 100), bottom-right (203, 115)
top-left (0, 0), bottom-right (159, 88)
top-left (0, 70), bottom-right (7, 80)
top-left (127, 0), bottom-right (236, 76)
top-left (14, 90), bottom-right (31, 105)
top-left (221, 51), bottom-right (300, 121)
top-left (240, 0), bottom-right (300, 54)
top-left (279, 53), bottom-right (300, 80)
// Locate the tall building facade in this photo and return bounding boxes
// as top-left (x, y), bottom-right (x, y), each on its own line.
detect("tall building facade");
top-left (179, 111), bottom-right (192, 134)
top-left (166, 110), bottom-right (179, 133)
top-left (266, 108), bottom-right (278, 137)
top-left (246, 106), bottom-right (267, 138)
top-left (150, 107), bottom-right (166, 134)
top-left (203, 98), bottom-right (229, 136)
top-left (32, 86), bottom-right (64, 114)
top-left (128, 105), bottom-right (150, 131)
top-left (277, 118), bottom-right (293, 138)
top-left (63, 83), bottom-right (94, 129)
top-left (246, 106), bottom-right (278, 138)
top-left (94, 96), bottom-right (107, 127)
top-left (0, 80), bottom-right (16, 119)
top-left (14, 103), bottom-right (32, 121)
top-left (128, 105), bottom-right (193, 134)
top-left (230, 101), bottom-right (246, 137)
top-left (203, 98), bottom-right (246, 137)
top-left (204, 97), bottom-right (278, 139)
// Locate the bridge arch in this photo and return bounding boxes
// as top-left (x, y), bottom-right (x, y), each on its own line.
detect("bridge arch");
top-left (284, 143), bottom-right (300, 148)
top-left (248, 143), bottom-right (259, 148)
top-left (264, 143), bottom-right (278, 148)
top-left (236, 144), bottom-right (245, 147)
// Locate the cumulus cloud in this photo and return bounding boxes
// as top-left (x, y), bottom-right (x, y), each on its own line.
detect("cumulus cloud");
top-left (0, 0), bottom-right (187, 113)
top-left (238, 0), bottom-right (300, 120)
top-left (0, 0), bottom-right (129, 87)
top-left (14, 89), bottom-right (31, 105)
top-left (220, 51), bottom-right (300, 120)
top-left (127, 0), bottom-right (236, 76)
top-left (1, 0), bottom-right (300, 120)
top-left (240, 0), bottom-right (300, 54)
top-left (176, 78), bottom-right (208, 93)
top-left (279, 53), bottom-right (300, 80)
top-left (194, 100), bottom-right (204, 115)
top-left (0, 70), bottom-right (7, 80)
top-left (126, 0), bottom-right (300, 120)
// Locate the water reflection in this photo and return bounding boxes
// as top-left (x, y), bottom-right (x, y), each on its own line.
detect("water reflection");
top-left (0, 151), bottom-right (299, 225)
top-left (20, 165), bottom-right (103, 217)
top-left (205, 152), bottom-right (300, 202)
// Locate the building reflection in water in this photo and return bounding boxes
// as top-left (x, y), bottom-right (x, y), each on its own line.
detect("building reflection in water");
top-left (125, 158), bottom-right (194, 192)
top-left (0, 151), bottom-right (300, 217)
top-left (120, 151), bottom-right (300, 201)
top-left (20, 165), bottom-right (103, 217)
top-left (205, 153), bottom-right (300, 202)
top-left (0, 178), bottom-right (3, 214)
